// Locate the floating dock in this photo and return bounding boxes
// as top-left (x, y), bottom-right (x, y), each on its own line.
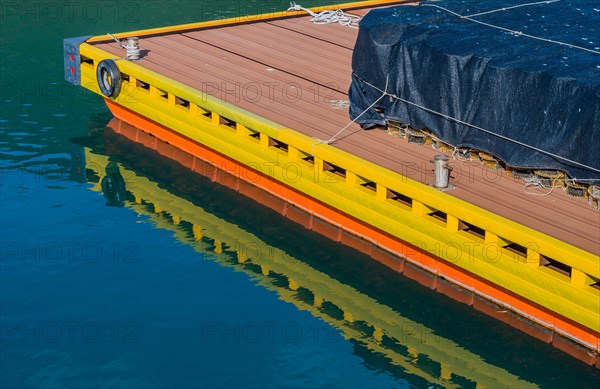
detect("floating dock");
top-left (65, 1), bottom-right (600, 365)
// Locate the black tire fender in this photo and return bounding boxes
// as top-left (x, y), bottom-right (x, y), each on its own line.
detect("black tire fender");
top-left (96, 59), bottom-right (122, 97)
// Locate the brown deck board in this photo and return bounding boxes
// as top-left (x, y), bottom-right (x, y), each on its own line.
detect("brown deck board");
top-left (152, 35), bottom-right (350, 115)
top-left (188, 22), bottom-right (353, 66)
top-left (183, 24), bottom-right (353, 90)
top-left (94, 6), bottom-right (600, 255)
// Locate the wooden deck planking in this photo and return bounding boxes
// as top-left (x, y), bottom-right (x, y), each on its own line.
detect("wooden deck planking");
top-left (183, 25), bottom-right (353, 90)
top-left (93, 8), bottom-right (600, 255)
top-left (153, 35), bottom-right (350, 119)
top-left (209, 21), bottom-right (354, 56)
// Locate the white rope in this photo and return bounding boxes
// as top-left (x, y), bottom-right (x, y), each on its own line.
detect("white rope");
top-left (564, 178), bottom-right (600, 183)
top-left (330, 100), bottom-right (350, 109)
top-left (308, 78), bottom-right (388, 155)
top-left (107, 33), bottom-right (140, 60)
top-left (356, 74), bottom-right (600, 176)
top-left (465, 0), bottom-right (560, 18)
top-left (288, 2), bottom-right (361, 28)
top-left (523, 176), bottom-right (557, 196)
top-left (324, 77), bottom-right (389, 145)
top-left (421, 3), bottom-right (600, 55)
top-left (108, 33), bottom-right (126, 49)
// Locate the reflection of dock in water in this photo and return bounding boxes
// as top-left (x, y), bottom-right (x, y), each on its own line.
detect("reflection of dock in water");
top-left (82, 120), bottom-right (540, 388)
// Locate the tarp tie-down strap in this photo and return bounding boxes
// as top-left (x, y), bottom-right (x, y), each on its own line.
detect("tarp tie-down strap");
top-left (465, 0), bottom-right (560, 18)
top-left (309, 77), bottom-right (390, 157)
top-left (355, 73), bottom-right (600, 177)
top-left (422, 2), bottom-right (600, 55)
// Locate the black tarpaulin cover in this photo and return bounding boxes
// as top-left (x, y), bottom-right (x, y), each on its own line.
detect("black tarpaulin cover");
top-left (349, 0), bottom-right (600, 180)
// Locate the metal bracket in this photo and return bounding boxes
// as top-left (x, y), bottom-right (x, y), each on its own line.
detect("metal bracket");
top-left (429, 183), bottom-right (457, 192)
top-left (63, 35), bottom-right (93, 86)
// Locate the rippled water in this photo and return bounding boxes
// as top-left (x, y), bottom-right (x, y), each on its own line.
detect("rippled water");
top-left (1, 1), bottom-right (599, 388)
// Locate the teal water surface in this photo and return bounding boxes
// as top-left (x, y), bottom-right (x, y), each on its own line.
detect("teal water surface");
top-left (1, 1), bottom-right (599, 388)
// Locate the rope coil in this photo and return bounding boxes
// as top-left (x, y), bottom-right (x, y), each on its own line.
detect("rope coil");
top-left (108, 34), bottom-right (141, 60)
top-left (288, 2), bottom-right (361, 28)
